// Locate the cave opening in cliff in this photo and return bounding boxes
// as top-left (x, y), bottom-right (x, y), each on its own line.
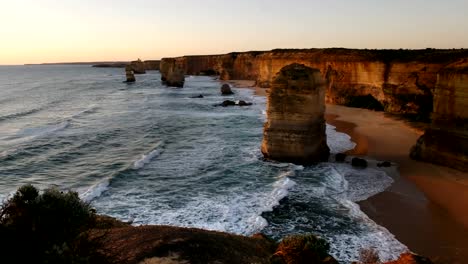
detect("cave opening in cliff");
top-left (344, 94), bottom-right (385, 111)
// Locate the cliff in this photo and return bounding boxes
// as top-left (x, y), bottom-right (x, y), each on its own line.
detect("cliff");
top-left (161, 49), bottom-right (468, 120)
top-left (261, 64), bottom-right (330, 164)
top-left (411, 59), bottom-right (468, 171)
top-left (160, 58), bottom-right (185, 87)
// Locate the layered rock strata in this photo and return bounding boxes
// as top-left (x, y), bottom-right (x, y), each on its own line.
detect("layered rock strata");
top-left (261, 64), bottom-right (330, 164)
top-left (160, 58), bottom-right (185, 87)
top-left (160, 49), bottom-right (468, 119)
top-left (411, 59), bottom-right (468, 171)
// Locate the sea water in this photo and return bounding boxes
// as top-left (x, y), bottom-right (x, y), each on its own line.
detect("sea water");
top-left (0, 65), bottom-right (407, 262)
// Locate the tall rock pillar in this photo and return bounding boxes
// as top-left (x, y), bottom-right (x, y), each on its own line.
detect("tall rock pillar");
top-left (411, 60), bottom-right (468, 171)
top-left (261, 63), bottom-right (330, 164)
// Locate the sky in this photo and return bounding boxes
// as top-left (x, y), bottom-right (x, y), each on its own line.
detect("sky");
top-left (1, 0), bottom-right (467, 64)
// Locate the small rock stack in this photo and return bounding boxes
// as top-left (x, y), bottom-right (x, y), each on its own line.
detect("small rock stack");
top-left (124, 65), bottom-right (136, 83)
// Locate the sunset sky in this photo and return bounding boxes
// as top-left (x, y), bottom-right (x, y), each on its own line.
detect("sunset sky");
top-left (1, 0), bottom-right (468, 65)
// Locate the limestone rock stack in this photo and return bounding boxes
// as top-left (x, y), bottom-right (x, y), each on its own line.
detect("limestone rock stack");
top-left (160, 58), bottom-right (185, 88)
top-left (261, 63), bottom-right (330, 164)
top-left (124, 65), bottom-right (135, 83)
top-left (129, 59), bottom-right (146, 74)
top-left (411, 59), bottom-right (468, 171)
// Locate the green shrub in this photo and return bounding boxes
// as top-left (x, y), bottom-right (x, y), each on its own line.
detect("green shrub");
top-left (0, 184), bottom-right (107, 264)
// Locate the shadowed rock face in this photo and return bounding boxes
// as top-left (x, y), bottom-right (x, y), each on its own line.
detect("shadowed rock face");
top-left (261, 64), bottom-right (330, 164)
top-left (124, 65), bottom-right (136, 83)
top-left (411, 59), bottom-right (468, 171)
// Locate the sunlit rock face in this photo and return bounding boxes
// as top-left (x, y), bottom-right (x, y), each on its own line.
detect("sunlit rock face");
top-left (411, 59), bottom-right (468, 171)
top-left (160, 58), bottom-right (185, 87)
top-left (160, 49), bottom-right (468, 119)
top-left (129, 59), bottom-right (146, 74)
top-left (261, 63), bottom-right (330, 164)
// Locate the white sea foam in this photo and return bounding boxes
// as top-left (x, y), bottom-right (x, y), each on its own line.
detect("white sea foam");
top-left (101, 166), bottom-right (298, 236)
top-left (326, 124), bottom-right (357, 153)
top-left (80, 178), bottom-right (111, 202)
top-left (321, 164), bottom-right (407, 262)
top-left (133, 142), bottom-right (164, 169)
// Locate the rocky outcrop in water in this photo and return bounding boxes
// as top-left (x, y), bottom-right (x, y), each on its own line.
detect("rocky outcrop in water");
top-left (160, 58), bottom-right (185, 87)
top-left (160, 49), bottom-right (468, 120)
top-left (410, 59), bottom-right (468, 171)
top-left (261, 64), bottom-right (330, 164)
top-left (221, 84), bottom-right (234, 95)
top-left (129, 59), bottom-right (146, 74)
top-left (124, 65), bottom-right (136, 83)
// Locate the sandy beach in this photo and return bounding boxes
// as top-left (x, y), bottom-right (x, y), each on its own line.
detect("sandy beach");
top-left (326, 104), bottom-right (468, 264)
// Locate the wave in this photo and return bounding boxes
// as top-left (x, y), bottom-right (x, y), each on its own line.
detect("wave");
top-left (16, 121), bottom-right (70, 139)
top-left (262, 163), bottom-right (406, 262)
top-left (68, 105), bottom-right (98, 119)
top-left (133, 142), bottom-right (164, 169)
top-left (79, 178), bottom-right (111, 202)
top-left (0, 107), bottom-right (44, 123)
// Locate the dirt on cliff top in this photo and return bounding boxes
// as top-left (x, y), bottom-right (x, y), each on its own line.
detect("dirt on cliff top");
top-left (90, 225), bottom-right (277, 264)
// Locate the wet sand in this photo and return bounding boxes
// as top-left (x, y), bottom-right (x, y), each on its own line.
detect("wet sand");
top-left (326, 104), bottom-right (468, 264)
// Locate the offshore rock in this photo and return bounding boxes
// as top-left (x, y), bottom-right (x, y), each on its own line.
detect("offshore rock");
top-left (261, 63), bottom-right (330, 164)
top-left (221, 84), bottom-right (234, 95)
top-left (160, 58), bottom-right (185, 87)
top-left (124, 65), bottom-right (135, 83)
top-left (410, 59), bottom-right (468, 171)
top-left (129, 59), bottom-right (146, 74)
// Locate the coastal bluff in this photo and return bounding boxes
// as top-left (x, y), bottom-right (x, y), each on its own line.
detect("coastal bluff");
top-left (160, 49), bottom-right (468, 119)
top-left (161, 49), bottom-right (468, 171)
top-left (411, 59), bottom-right (468, 171)
top-left (261, 64), bottom-right (330, 164)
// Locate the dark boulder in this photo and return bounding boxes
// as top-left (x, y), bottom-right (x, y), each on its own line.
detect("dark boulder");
top-left (190, 94), bottom-right (204, 98)
top-left (221, 84), bottom-right (234, 95)
top-left (238, 100), bottom-right (253, 106)
top-left (351, 157), bottom-right (368, 168)
top-left (377, 161), bottom-right (392, 167)
top-left (218, 100), bottom-right (236, 107)
top-left (335, 153), bottom-right (347, 162)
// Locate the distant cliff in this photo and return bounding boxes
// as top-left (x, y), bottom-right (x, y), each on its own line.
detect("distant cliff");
top-left (161, 48), bottom-right (468, 120)
top-left (92, 60), bottom-right (160, 71)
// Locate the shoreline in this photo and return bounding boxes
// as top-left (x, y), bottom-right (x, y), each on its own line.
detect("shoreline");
top-left (230, 82), bottom-right (468, 263)
top-left (325, 104), bottom-right (468, 263)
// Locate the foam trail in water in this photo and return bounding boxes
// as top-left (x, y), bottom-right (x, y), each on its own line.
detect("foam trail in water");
top-left (133, 142), bottom-right (164, 169)
top-left (16, 121), bottom-right (69, 139)
top-left (68, 105), bottom-right (98, 119)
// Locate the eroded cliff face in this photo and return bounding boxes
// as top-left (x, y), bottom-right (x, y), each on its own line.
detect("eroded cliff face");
top-left (161, 49), bottom-right (468, 119)
top-left (261, 64), bottom-right (330, 164)
top-left (411, 59), bottom-right (468, 171)
top-left (160, 58), bottom-right (185, 87)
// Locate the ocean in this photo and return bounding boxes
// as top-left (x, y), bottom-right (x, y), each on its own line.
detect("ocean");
top-left (0, 65), bottom-right (407, 263)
